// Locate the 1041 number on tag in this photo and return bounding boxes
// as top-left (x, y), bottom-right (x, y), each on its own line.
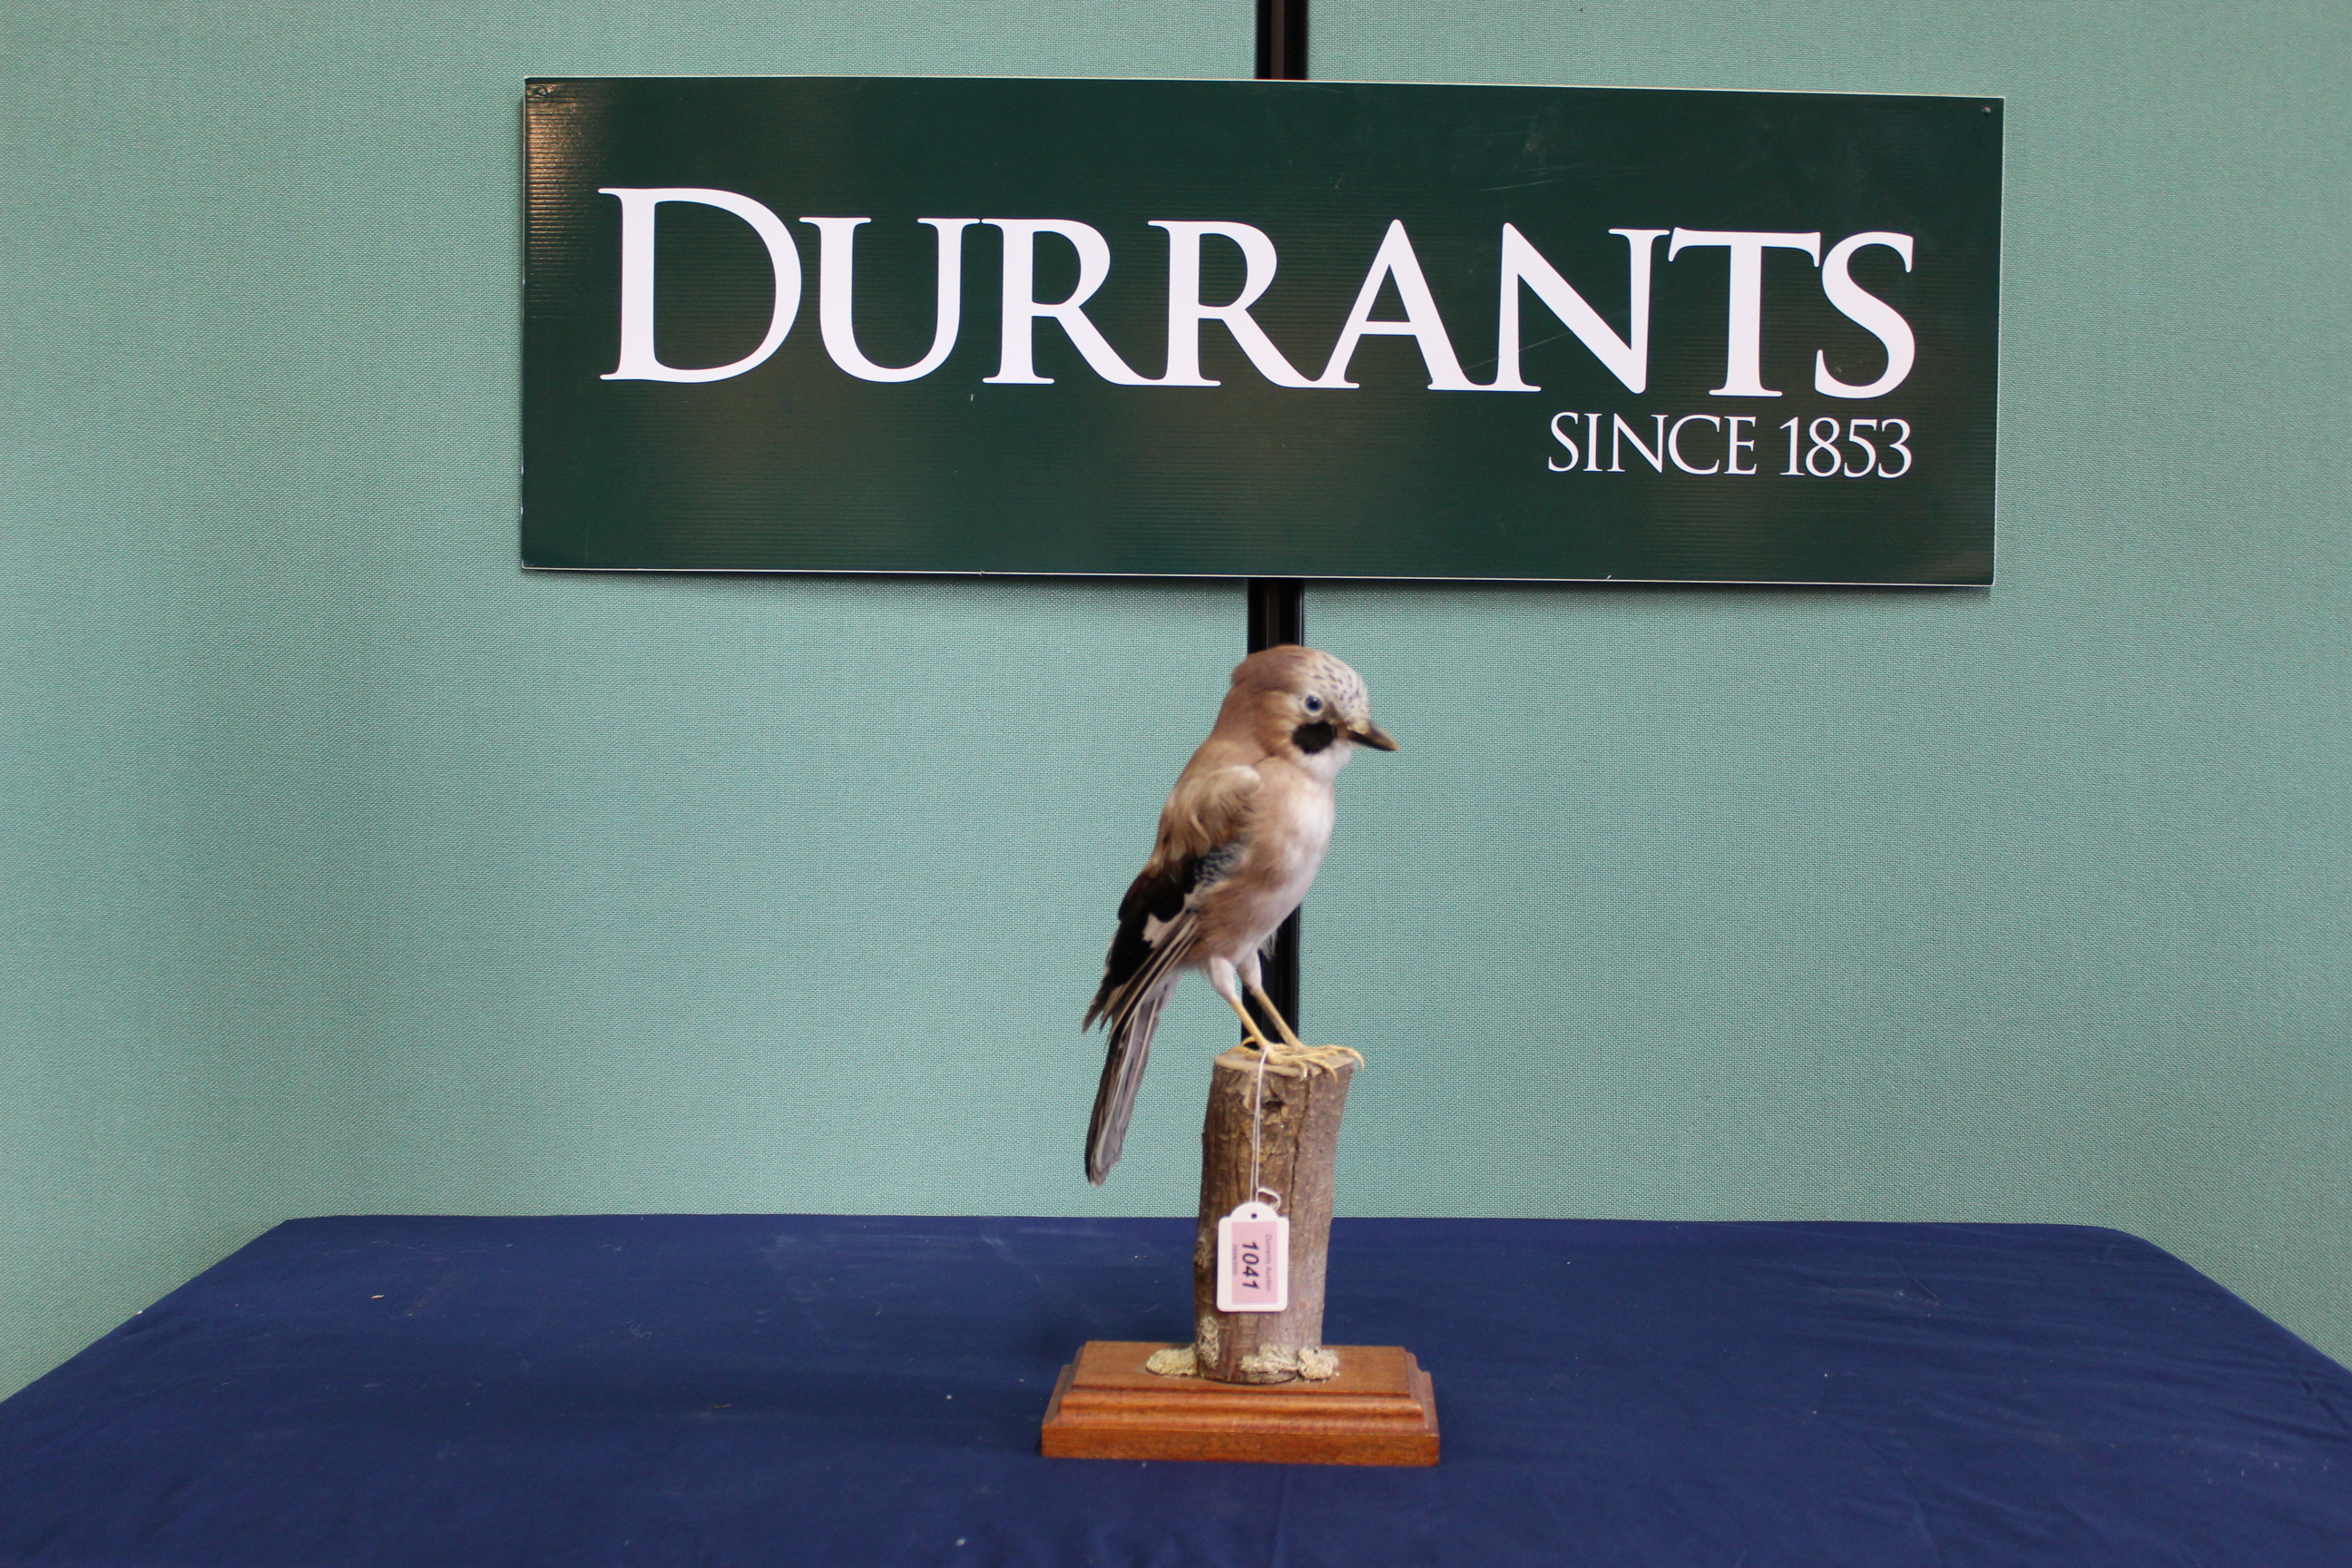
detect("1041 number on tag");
top-left (1217, 1202), bottom-right (1289, 1313)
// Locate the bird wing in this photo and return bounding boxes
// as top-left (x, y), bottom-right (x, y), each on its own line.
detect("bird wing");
top-left (1083, 763), bottom-right (1262, 1184)
top-left (1086, 763), bottom-right (1261, 1027)
top-left (1152, 760), bottom-right (1264, 867)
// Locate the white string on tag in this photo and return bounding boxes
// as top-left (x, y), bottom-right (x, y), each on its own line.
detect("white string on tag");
top-left (1248, 1040), bottom-right (1269, 1205)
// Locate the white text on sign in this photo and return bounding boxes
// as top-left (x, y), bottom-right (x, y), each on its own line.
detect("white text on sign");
top-left (1547, 413), bottom-right (1915, 477)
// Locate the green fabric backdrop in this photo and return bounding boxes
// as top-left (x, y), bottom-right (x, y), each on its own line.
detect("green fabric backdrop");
top-left (2, 0), bottom-right (2345, 1395)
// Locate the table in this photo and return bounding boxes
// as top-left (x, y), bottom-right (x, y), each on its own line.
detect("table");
top-left (1, 1215), bottom-right (2346, 1565)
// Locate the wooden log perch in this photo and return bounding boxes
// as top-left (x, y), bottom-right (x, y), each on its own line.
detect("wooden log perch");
top-left (1181, 1044), bottom-right (1357, 1385)
top-left (1042, 1040), bottom-right (1440, 1463)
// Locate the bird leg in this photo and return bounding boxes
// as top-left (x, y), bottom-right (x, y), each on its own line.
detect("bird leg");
top-left (1243, 978), bottom-right (1366, 1078)
top-left (1208, 960), bottom-right (1279, 1054)
top-left (1245, 979), bottom-right (1308, 1050)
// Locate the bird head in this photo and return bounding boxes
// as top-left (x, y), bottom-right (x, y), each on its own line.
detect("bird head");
top-left (1226, 645), bottom-right (1398, 769)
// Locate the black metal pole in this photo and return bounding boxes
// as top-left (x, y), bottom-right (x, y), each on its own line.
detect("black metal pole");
top-left (1248, 0), bottom-right (1308, 1040)
top-left (1256, 0), bottom-right (1308, 81)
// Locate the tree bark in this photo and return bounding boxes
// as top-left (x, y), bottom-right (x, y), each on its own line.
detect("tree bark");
top-left (1189, 1045), bottom-right (1355, 1384)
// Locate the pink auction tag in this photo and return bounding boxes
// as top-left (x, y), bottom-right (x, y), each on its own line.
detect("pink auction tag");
top-left (1216, 1201), bottom-right (1289, 1312)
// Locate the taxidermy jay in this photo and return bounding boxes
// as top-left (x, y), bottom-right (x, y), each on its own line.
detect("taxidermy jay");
top-left (1083, 645), bottom-right (1396, 1185)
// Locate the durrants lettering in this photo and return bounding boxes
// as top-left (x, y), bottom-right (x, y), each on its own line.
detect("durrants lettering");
top-left (599, 195), bottom-right (1919, 402)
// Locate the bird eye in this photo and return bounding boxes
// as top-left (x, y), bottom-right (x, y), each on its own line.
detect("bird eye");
top-left (1303, 694), bottom-right (1325, 714)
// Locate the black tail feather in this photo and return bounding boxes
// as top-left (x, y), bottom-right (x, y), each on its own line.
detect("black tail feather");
top-left (1085, 989), bottom-right (1167, 1185)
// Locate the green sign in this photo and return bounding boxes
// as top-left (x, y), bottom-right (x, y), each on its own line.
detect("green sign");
top-left (524, 77), bottom-right (2001, 583)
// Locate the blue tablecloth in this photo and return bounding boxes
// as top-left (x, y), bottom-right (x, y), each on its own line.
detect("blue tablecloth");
top-left (0, 1215), bottom-right (2346, 1565)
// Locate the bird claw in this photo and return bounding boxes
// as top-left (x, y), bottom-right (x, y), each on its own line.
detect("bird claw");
top-left (1261, 1043), bottom-right (1365, 1078)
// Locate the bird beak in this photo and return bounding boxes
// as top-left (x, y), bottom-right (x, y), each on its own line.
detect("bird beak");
top-left (1350, 720), bottom-right (1399, 751)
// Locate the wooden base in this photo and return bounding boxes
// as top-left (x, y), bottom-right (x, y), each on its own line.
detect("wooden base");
top-left (1040, 1341), bottom-right (1439, 1466)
